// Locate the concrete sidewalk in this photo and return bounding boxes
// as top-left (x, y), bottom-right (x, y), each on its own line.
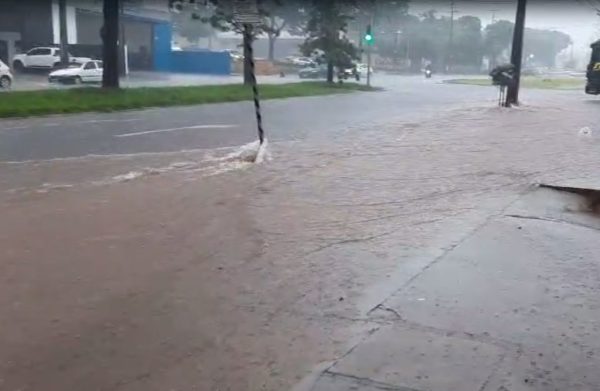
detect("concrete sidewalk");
top-left (1, 95), bottom-right (599, 391)
top-left (304, 186), bottom-right (600, 391)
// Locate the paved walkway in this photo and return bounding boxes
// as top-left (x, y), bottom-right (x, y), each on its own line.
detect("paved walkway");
top-left (305, 186), bottom-right (600, 391)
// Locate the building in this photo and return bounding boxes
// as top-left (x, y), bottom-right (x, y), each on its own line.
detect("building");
top-left (0, 0), bottom-right (173, 71)
top-left (0, 0), bottom-right (54, 65)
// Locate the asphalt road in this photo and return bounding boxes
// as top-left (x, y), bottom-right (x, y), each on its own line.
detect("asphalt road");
top-left (2, 92), bottom-right (599, 391)
top-left (0, 74), bottom-right (561, 162)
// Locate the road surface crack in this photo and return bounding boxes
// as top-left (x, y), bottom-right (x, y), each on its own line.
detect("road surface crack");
top-left (304, 229), bottom-right (398, 256)
top-left (505, 214), bottom-right (600, 232)
top-left (369, 305), bottom-right (521, 350)
top-left (320, 370), bottom-right (422, 391)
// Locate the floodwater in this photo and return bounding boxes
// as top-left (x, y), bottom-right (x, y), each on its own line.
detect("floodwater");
top-left (1, 96), bottom-right (600, 390)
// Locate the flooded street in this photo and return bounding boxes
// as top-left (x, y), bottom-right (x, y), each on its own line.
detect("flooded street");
top-left (2, 86), bottom-right (600, 390)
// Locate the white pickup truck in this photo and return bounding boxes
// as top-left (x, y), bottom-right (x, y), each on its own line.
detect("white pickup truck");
top-left (12, 47), bottom-right (91, 71)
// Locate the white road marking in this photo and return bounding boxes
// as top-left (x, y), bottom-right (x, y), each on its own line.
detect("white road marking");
top-left (114, 124), bottom-right (237, 138)
top-left (0, 118), bottom-right (143, 132)
top-left (1, 125), bottom-right (28, 131)
top-left (82, 118), bottom-right (142, 124)
top-left (1, 123), bottom-right (61, 131)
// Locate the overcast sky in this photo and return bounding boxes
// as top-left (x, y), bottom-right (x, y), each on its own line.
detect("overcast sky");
top-left (408, 0), bottom-right (600, 54)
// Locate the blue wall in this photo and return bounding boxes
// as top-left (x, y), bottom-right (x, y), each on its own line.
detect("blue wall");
top-left (170, 51), bottom-right (231, 75)
top-left (153, 23), bottom-right (172, 72)
top-left (152, 22), bottom-right (231, 75)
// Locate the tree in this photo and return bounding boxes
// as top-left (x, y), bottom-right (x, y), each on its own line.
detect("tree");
top-left (524, 28), bottom-right (572, 68)
top-left (300, 0), bottom-right (358, 83)
top-left (483, 20), bottom-right (572, 70)
top-left (171, 1), bottom-right (215, 47)
top-left (58, 0), bottom-right (69, 66)
top-left (453, 16), bottom-right (483, 70)
top-left (371, 10), bottom-right (484, 73)
top-left (102, 0), bottom-right (120, 88)
top-left (484, 20), bottom-right (514, 70)
top-left (349, 0), bottom-right (409, 64)
top-left (204, 0), bottom-right (267, 84)
top-left (390, 10), bottom-right (449, 72)
top-left (262, 0), bottom-right (307, 61)
top-left (173, 0), bottom-right (307, 80)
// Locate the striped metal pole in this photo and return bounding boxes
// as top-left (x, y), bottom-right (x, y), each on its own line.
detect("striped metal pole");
top-left (243, 24), bottom-right (265, 145)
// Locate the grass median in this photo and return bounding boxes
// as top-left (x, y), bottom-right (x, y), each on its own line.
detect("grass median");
top-left (445, 77), bottom-right (584, 90)
top-left (0, 82), bottom-right (375, 118)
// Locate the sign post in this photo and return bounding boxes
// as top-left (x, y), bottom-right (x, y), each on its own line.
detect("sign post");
top-left (234, 0), bottom-right (265, 145)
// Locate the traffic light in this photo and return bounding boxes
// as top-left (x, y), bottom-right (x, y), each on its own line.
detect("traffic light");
top-left (364, 24), bottom-right (374, 45)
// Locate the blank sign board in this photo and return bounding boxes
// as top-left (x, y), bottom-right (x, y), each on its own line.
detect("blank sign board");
top-left (233, 0), bottom-right (261, 24)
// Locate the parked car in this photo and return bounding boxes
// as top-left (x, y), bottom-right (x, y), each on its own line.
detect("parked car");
top-left (224, 49), bottom-right (243, 61)
top-left (298, 64), bottom-right (328, 79)
top-left (356, 63), bottom-right (374, 76)
top-left (12, 47), bottom-right (91, 72)
top-left (291, 56), bottom-right (315, 67)
top-left (340, 67), bottom-right (360, 81)
top-left (48, 60), bottom-right (103, 84)
top-left (0, 60), bottom-right (13, 89)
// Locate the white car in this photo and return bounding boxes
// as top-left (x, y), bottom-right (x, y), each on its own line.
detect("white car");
top-left (224, 49), bottom-right (243, 61)
top-left (12, 47), bottom-right (91, 71)
top-left (291, 56), bottom-right (315, 67)
top-left (48, 60), bottom-right (103, 84)
top-left (0, 60), bottom-right (13, 89)
top-left (355, 63), bottom-right (374, 76)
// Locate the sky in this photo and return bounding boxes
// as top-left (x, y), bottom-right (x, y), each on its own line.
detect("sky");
top-left (408, 0), bottom-right (600, 55)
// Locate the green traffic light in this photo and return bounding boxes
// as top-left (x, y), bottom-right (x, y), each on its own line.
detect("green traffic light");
top-left (365, 24), bottom-right (374, 44)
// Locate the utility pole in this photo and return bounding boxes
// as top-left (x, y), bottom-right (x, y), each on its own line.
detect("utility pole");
top-left (447, 0), bottom-right (457, 73)
top-left (364, 1), bottom-right (375, 87)
top-left (490, 9), bottom-right (498, 24)
top-left (366, 15), bottom-right (374, 87)
top-left (505, 0), bottom-right (527, 106)
top-left (58, 0), bottom-right (69, 66)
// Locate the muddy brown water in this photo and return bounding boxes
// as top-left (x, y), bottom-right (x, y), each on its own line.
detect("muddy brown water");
top-left (1, 98), bottom-right (599, 390)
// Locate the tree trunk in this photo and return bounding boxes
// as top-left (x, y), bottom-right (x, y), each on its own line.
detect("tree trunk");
top-left (58, 0), bottom-right (69, 66)
top-left (267, 34), bottom-right (276, 62)
top-left (326, 61), bottom-right (334, 83)
top-left (102, 0), bottom-right (120, 88)
top-left (242, 27), bottom-right (253, 85)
